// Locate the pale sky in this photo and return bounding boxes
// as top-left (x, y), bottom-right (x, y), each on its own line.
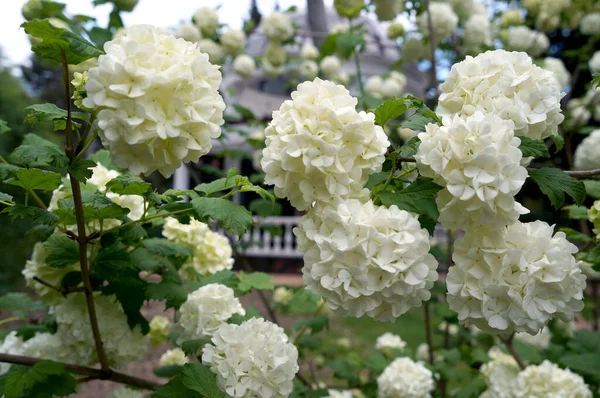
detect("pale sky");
top-left (0, 0), bottom-right (331, 69)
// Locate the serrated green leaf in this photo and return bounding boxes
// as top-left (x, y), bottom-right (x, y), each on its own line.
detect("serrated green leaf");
top-left (153, 375), bottom-right (202, 398)
top-left (397, 136), bottom-right (421, 158)
top-left (373, 97), bottom-right (419, 127)
top-left (237, 271), bottom-right (274, 293)
top-left (400, 114), bottom-right (434, 131)
top-left (24, 103), bottom-right (87, 126)
top-left (191, 197), bottom-right (253, 237)
top-left (584, 180), bottom-right (600, 199)
top-left (551, 133), bottom-right (564, 152)
top-left (69, 159), bottom-right (96, 183)
top-left (530, 168), bottom-right (586, 208)
top-left (87, 149), bottom-right (116, 169)
top-left (181, 339), bottom-right (211, 356)
top-left (8, 134), bottom-right (68, 170)
top-left (44, 234), bottom-right (79, 268)
top-left (0, 192), bottom-right (13, 203)
top-left (248, 198), bottom-right (282, 216)
top-left (22, 19), bottom-right (103, 64)
top-left (335, 33), bottom-right (366, 58)
top-left (2, 205), bottom-right (59, 226)
top-left (4, 360), bottom-right (75, 398)
top-left (377, 177), bottom-right (443, 221)
top-left (518, 137), bottom-right (550, 159)
top-left (239, 184), bottom-right (275, 202)
top-left (187, 270), bottom-right (239, 291)
top-left (154, 365), bottom-right (183, 379)
top-left (7, 168), bottom-right (61, 192)
top-left (560, 354), bottom-right (600, 380)
top-left (93, 242), bottom-right (132, 279)
top-left (181, 363), bottom-right (225, 398)
top-left (146, 281), bottom-right (188, 309)
top-left (228, 305), bottom-right (262, 324)
top-left (365, 172), bottom-right (388, 189)
top-left (287, 289), bottom-right (321, 315)
top-left (563, 205), bottom-right (589, 220)
top-left (0, 120), bottom-right (11, 135)
top-left (0, 293), bottom-right (48, 317)
top-left (106, 175), bottom-right (152, 196)
top-left (362, 351), bottom-right (388, 374)
top-left (142, 238), bottom-right (193, 259)
top-left (57, 191), bottom-right (129, 222)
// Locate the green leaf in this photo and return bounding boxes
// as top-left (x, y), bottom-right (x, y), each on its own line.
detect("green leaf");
top-left (6, 168), bottom-right (61, 192)
top-left (58, 191), bottom-right (129, 222)
top-left (335, 33), bottom-right (366, 58)
top-left (4, 360), bottom-right (76, 398)
top-left (106, 175), bottom-right (152, 196)
top-left (8, 134), bottom-right (69, 170)
top-left (0, 120), bottom-right (11, 135)
top-left (365, 172), bottom-right (388, 189)
top-left (191, 197), bottom-right (253, 237)
top-left (93, 242), bottom-right (132, 279)
top-left (239, 184), bottom-right (275, 202)
top-left (397, 136), bottom-right (421, 158)
top-left (24, 103), bottom-right (86, 126)
top-left (69, 159), bottom-right (96, 183)
top-left (228, 305), bottom-right (262, 324)
top-left (584, 180), bottom-right (600, 199)
top-left (518, 137), bottom-right (550, 159)
top-left (44, 235), bottom-right (79, 268)
top-left (142, 238), bottom-right (193, 259)
top-left (2, 205), bottom-right (59, 226)
top-left (550, 133), bottom-right (564, 152)
top-left (293, 317), bottom-right (328, 334)
top-left (233, 104), bottom-right (255, 119)
top-left (87, 149), bottom-right (116, 169)
top-left (237, 271), bottom-right (274, 293)
top-left (188, 270), bottom-right (239, 291)
top-left (146, 281), bottom-right (188, 309)
top-left (22, 19), bottom-right (103, 64)
top-left (400, 114), bottom-right (434, 131)
top-left (529, 168), bottom-right (586, 208)
top-left (181, 363), bottom-right (225, 398)
top-left (154, 365), bottom-right (183, 379)
top-left (248, 199), bottom-right (282, 217)
top-left (568, 329), bottom-right (600, 353)
top-left (362, 351), bottom-right (388, 374)
top-left (0, 192), bottom-right (13, 203)
top-left (373, 97), bottom-right (419, 127)
top-left (559, 227), bottom-right (592, 243)
top-left (377, 177), bottom-right (443, 221)
top-left (194, 169), bottom-right (248, 197)
top-left (153, 375), bottom-right (202, 398)
top-left (0, 293), bottom-right (48, 317)
top-left (563, 204), bottom-right (589, 220)
top-left (560, 354), bottom-right (600, 380)
top-left (181, 339), bottom-right (211, 356)
top-left (287, 289), bottom-right (321, 314)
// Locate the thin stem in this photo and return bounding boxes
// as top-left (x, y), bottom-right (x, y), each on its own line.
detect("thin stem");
top-left (60, 51), bottom-right (74, 159)
top-left (446, 229), bottom-right (454, 270)
top-left (240, 256), bottom-right (280, 325)
top-left (0, 316), bottom-right (27, 326)
top-left (500, 333), bottom-right (526, 370)
top-left (348, 18), bottom-right (365, 98)
top-left (293, 301), bottom-right (325, 345)
top-left (33, 276), bottom-right (86, 296)
top-left (424, 301), bottom-right (434, 364)
top-left (423, 0), bottom-right (439, 98)
top-left (564, 168), bottom-right (600, 178)
top-left (74, 128), bottom-right (98, 161)
top-left (0, 353), bottom-right (161, 390)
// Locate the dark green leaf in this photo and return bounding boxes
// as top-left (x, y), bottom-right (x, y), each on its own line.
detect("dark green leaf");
top-left (181, 363), bottom-right (225, 398)
top-left (4, 360), bottom-right (75, 398)
top-left (2, 205), bottom-right (59, 226)
top-left (0, 120), bottom-right (10, 135)
top-left (188, 270), bottom-right (239, 291)
top-left (0, 293), bottom-right (48, 317)
top-left (518, 137), bottom-right (550, 159)
top-left (397, 136), bottom-right (421, 158)
top-left (153, 375), bottom-right (202, 398)
top-left (373, 97), bottom-right (419, 127)
top-left (559, 227), bottom-right (592, 243)
top-left (362, 351), bottom-right (388, 374)
top-left (142, 238), bottom-right (193, 259)
top-left (93, 242), bottom-right (132, 279)
top-left (24, 103), bottom-right (86, 126)
top-left (154, 365), bottom-right (183, 378)
top-left (181, 339), bottom-right (211, 356)
top-left (44, 234), bottom-right (79, 268)
top-left (560, 354), bottom-right (600, 379)
top-left (106, 175), bottom-right (152, 196)
top-left (563, 205), bottom-right (589, 220)
top-left (8, 134), bottom-right (68, 170)
top-left (551, 133), bottom-right (564, 152)
top-left (6, 168), bottom-right (61, 192)
top-left (365, 172), bottom-right (388, 189)
top-left (58, 191), bottom-right (129, 222)
top-left (568, 329), bottom-right (600, 353)
top-left (293, 317), bottom-right (328, 334)
top-left (22, 19), bottom-right (103, 64)
top-left (335, 33), bottom-right (365, 58)
top-left (400, 114), bottom-right (434, 131)
top-left (233, 104), bottom-right (255, 119)
top-left (87, 149), bottom-right (116, 169)
top-left (146, 282), bottom-right (188, 309)
top-left (69, 159), bottom-right (96, 183)
top-left (529, 168), bottom-right (586, 208)
top-left (287, 289), bottom-right (321, 314)
top-left (191, 197), bottom-right (253, 237)
top-left (377, 177), bottom-right (443, 221)
top-left (237, 271), bottom-right (274, 293)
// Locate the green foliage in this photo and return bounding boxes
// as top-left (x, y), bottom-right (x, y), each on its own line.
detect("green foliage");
top-left (0, 120), bottom-right (10, 135)
top-left (518, 137), bottom-right (550, 159)
top-left (294, 317), bottom-right (329, 334)
top-left (56, 191), bottom-right (129, 223)
top-left (287, 289), bottom-right (322, 315)
top-left (563, 205), bottom-right (589, 220)
top-left (24, 103), bottom-right (86, 127)
top-left (560, 354), bottom-right (600, 381)
top-left (397, 136), bottom-right (421, 158)
top-left (181, 363), bottom-right (226, 398)
top-left (559, 227), bottom-right (592, 243)
top-left (583, 180), bottom-right (600, 199)
top-left (22, 19), bottom-right (103, 64)
top-left (69, 159), bottom-right (96, 183)
top-left (529, 168), bottom-right (586, 208)
top-left (237, 271), bottom-right (274, 293)
top-left (191, 197), bottom-right (253, 237)
top-left (142, 238), bottom-right (193, 261)
top-left (320, 33), bottom-right (366, 59)
top-left (146, 281), bottom-right (188, 309)
top-left (153, 365), bottom-right (183, 379)
top-left (152, 376), bottom-right (202, 398)
top-left (248, 198), bottom-right (281, 216)
top-left (6, 168), bottom-right (61, 192)
top-left (44, 234), bottom-right (79, 268)
top-left (2, 205), bottom-right (59, 226)
top-left (106, 175), bottom-right (153, 197)
top-left (181, 339), bottom-right (211, 356)
top-left (195, 168), bottom-right (273, 202)
top-left (8, 134), bottom-right (68, 170)
top-left (3, 360), bottom-right (77, 398)
top-left (0, 293), bottom-right (48, 317)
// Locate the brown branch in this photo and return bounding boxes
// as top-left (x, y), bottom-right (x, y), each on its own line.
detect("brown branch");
top-left (499, 333), bottom-right (526, 370)
top-left (423, 302), bottom-right (434, 364)
top-left (564, 168), bottom-right (600, 179)
top-left (33, 277), bottom-right (86, 296)
top-left (0, 353), bottom-right (161, 390)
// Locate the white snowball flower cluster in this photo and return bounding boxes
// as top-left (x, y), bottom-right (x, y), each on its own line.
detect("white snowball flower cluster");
top-left (149, 315), bottom-right (171, 345)
top-left (401, 36), bottom-right (425, 62)
top-left (221, 29), bottom-right (246, 56)
top-left (373, 0), bottom-right (403, 21)
top-left (463, 14), bottom-right (492, 54)
top-left (319, 55), bottom-right (342, 77)
top-left (442, 0), bottom-right (484, 21)
top-left (543, 57), bottom-right (570, 88)
top-left (198, 39), bottom-right (224, 64)
top-left (159, 347), bottom-right (189, 367)
top-left (566, 98), bottom-right (591, 127)
top-left (21, 332), bottom-right (63, 362)
top-left (375, 332), bottom-right (407, 351)
top-left (535, 0), bottom-right (569, 32)
top-left (438, 321), bottom-right (459, 335)
top-left (110, 387), bottom-right (145, 398)
top-left (261, 78), bottom-right (389, 210)
top-left (0, 331), bottom-right (25, 374)
top-left (90, 164), bottom-right (145, 221)
top-left (299, 60), bottom-right (319, 80)
top-left (574, 130), bottom-right (600, 170)
top-left (301, 43), bottom-right (319, 60)
top-left (194, 6), bottom-right (219, 35)
top-left (331, 23), bottom-right (350, 34)
top-left (83, 25), bottom-right (225, 177)
top-left (387, 22), bottom-right (404, 39)
top-left (590, 51), bottom-right (600, 74)
top-left (580, 13), bottom-right (600, 35)
top-left (513, 361), bottom-right (592, 398)
top-left (174, 22), bottom-right (201, 42)
top-left (202, 318), bottom-right (299, 398)
top-left (22, 242), bottom-right (80, 304)
top-left (273, 286), bottom-right (293, 304)
top-left (415, 112), bottom-right (528, 230)
top-left (506, 26), bottom-right (549, 57)
top-left (446, 221), bottom-right (586, 334)
top-left (480, 347), bottom-right (520, 398)
top-left (515, 326), bottom-right (552, 349)
top-left (415, 343), bottom-right (430, 362)
top-left (261, 11), bottom-right (293, 43)
top-left (326, 391), bottom-right (353, 398)
top-left (377, 357), bottom-right (435, 398)
top-left (162, 217), bottom-right (234, 276)
top-left (178, 284), bottom-right (245, 341)
top-left (366, 72), bottom-right (407, 99)
top-left (437, 50), bottom-right (564, 140)
top-left (417, 2), bottom-right (458, 42)
top-left (54, 293), bottom-right (148, 368)
top-left (295, 198), bottom-right (438, 321)
top-left (233, 54), bottom-right (256, 79)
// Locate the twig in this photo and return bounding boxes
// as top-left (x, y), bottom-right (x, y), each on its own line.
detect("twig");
top-left (0, 353), bottom-right (161, 390)
top-left (424, 302), bottom-right (434, 364)
top-left (295, 371), bottom-right (312, 388)
top-left (33, 276), bottom-right (86, 296)
top-left (0, 316), bottom-right (27, 326)
top-left (499, 333), bottom-right (526, 370)
top-left (564, 168), bottom-right (600, 179)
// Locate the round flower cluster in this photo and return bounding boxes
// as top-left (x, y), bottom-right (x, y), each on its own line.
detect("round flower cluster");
top-left (149, 315), bottom-right (172, 345)
top-left (574, 129), bottom-right (600, 170)
top-left (83, 25), bottom-right (225, 177)
top-left (54, 293), bottom-right (148, 368)
top-left (178, 284), bottom-right (245, 341)
top-left (501, 9), bottom-right (523, 27)
top-left (110, 387), bottom-right (145, 398)
top-left (261, 78), bottom-right (389, 210)
top-left (261, 11), bottom-right (293, 43)
top-left (387, 22), bottom-right (404, 39)
top-left (301, 43), bottom-right (319, 60)
top-left (22, 242), bottom-right (80, 304)
top-left (295, 198), bottom-right (438, 321)
top-left (515, 326), bottom-right (552, 349)
top-left (373, 0), bottom-right (403, 21)
top-left (542, 57), bottom-right (570, 88)
top-left (377, 357), bottom-right (435, 398)
top-left (299, 60), bottom-right (319, 80)
top-left (233, 54), bottom-right (256, 79)
top-left (194, 6), bottom-right (219, 35)
top-left (319, 55), bottom-right (342, 78)
top-left (535, 0), bottom-right (569, 32)
top-left (162, 217), bottom-right (234, 276)
top-left (513, 361), bottom-right (592, 398)
top-left (463, 14), bottom-right (492, 54)
top-left (480, 347), bottom-right (520, 398)
top-left (174, 22), bottom-right (201, 42)
top-left (437, 50), bottom-right (564, 140)
top-left (401, 36), bottom-right (425, 62)
top-left (589, 201), bottom-right (600, 240)
top-left (415, 112), bottom-right (528, 230)
top-left (159, 347), bottom-right (189, 367)
top-left (580, 13), bottom-right (600, 35)
top-left (198, 39), bottom-right (224, 64)
top-left (443, 0), bottom-right (485, 21)
top-left (375, 332), bottom-right (406, 351)
top-left (202, 318), bottom-right (299, 398)
top-left (446, 221), bottom-right (586, 334)
top-left (273, 286), bottom-right (293, 304)
top-left (221, 29), bottom-right (246, 56)
top-left (417, 2), bottom-right (458, 42)
top-left (506, 26), bottom-right (549, 57)
top-left (365, 72), bottom-right (407, 99)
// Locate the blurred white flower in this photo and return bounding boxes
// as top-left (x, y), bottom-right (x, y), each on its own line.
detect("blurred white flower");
top-left (387, 22), bottom-right (405, 38)
top-left (221, 29), bottom-right (246, 56)
top-left (438, 321), bottom-right (459, 336)
top-left (273, 286), bottom-right (293, 304)
top-left (299, 60), bottom-right (319, 80)
top-left (415, 343), bottom-right (430, 362)
top-left (590, 51), bottom-right (600, 74)
top-left (514, 360), bottom-right (592, 398)
top-left (261, 11), bottom-right (294, 42)
top-left (301, 43), bottom-right (319, 60)
top-left (261, 58), bottom-right (286, 77)
top-left (198, 39), bottom-right (224, 64)
top-left (401, 36), bottom-right (425, 62)
top-left (233, 54), bottom-right (256, 79)
top-left (377, 357), bottom-right (435, 398)
top-left (501, 9), bottom-right (523, 26)
top-left (149, 315), bottom-right (171, 345)
top-left (574, 129), bottom-right (600, 170)
top-left (159, 347), bottom-right (188, 367)
top-left (174, 22), bottom-right (201, 42)
top-left (580, 13), bottom-right (600, 35)
top-left (202, 318), bottom-right (299, 398)
top-left (506, 26), bottom-right (549, 57)
top-left (480, 347), bottom-right (520, 398)
top-left (319, 55), bottom-right (342, 77)
top-left (417, 2), bottom-right (458, 41)
top-left (463, 14), bottom-right (492, 54)
top-left (543, 57), bottom-right (570, 88)
top-left (515, 326), bottom-right (552, 349)
top-left (0, 332), bottom-right (25, 374)
top-left (375, 333), bottom-right (407, 351)
top-left (194, 6), bottom-right (219, 35)
top-left (373, 0), bottom-right (403, 21)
